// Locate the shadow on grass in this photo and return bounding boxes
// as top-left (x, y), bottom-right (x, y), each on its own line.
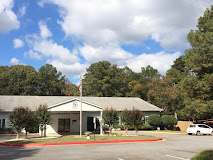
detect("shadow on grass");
top-left (0, 145), bottom-right (40, 160)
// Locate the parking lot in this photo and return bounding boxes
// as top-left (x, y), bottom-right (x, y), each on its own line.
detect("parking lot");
top-left (0, 133), bottom-right (212, 160)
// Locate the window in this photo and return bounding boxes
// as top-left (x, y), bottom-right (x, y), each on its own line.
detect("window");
top-left (189, 125), bottom-right (195, 128)
top-left (0, 119), bottom-right (1, 128)
top-left (2, 119), bottom-right (5, 128)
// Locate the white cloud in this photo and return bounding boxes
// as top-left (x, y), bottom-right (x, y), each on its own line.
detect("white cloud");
top-left (0, 0), bottom-right (20, 33)
top-left (13, 38), bottom-right (24, 48)
top-left (24, 50), bottom-right (42, 60)
top-left (47, 59), bottom-right (88, 78)
top-left (79, 44), bottom-right (181, 75)
top-left (10, 57), bottom-right (20, 65)
top-left (39, 21), bottom-right (52, 39)
top-left (38, 0), bottom-right (212, 50)
top-left (18, 4), bottom-right (26, 17)
top-left (79, 43), bottom-right (133, 65)
top-left (35, 0), bottom-right (211, 77)
top-left (127, 52), bottom-right (181, 75)
top-left (25, 21), bottom-right (81, 77)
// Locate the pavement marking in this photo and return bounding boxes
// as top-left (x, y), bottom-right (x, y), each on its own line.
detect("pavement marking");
top-left (165, 155), bottom-right (190, 160)
top-left (118, 158), bottom-right (124, 160)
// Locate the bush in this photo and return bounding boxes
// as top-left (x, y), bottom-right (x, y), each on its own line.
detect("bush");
top-left (147, 114), bottom-right (161, 129)
top-left (103, 125), bottom-right (109, 131)
top-left (0, 128), bottom-right (15, 134)
top-left (191, 150), bottom-right (213, 160)
top-left (161, 115), bottom-right (177, 130)
top-left (141, 124), bottom-right (153, 130)
top-left (113, 124), bottom-right (125, 130)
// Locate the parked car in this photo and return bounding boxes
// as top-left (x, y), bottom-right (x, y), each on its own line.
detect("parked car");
top-left (187, 124), bottom-right (213, 135)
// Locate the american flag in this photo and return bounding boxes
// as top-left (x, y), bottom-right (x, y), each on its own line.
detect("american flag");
top-left (79, 78), bottom-right (81, 91)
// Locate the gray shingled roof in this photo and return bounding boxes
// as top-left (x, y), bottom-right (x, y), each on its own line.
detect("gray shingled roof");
top-left (0, 96), bottom-right (163, 112)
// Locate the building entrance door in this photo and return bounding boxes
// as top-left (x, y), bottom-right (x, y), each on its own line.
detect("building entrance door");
top-left (58, 119), bottom-right (70, 132)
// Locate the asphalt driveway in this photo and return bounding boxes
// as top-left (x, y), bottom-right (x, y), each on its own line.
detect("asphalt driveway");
top-left (0, 133), bottom-right (212, 160)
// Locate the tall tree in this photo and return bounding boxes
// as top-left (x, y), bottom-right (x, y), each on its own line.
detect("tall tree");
top-left (141, 65), bottom-right (160, 81)
top-left (148, 76), bottom-right (184, 116)
top-left (180, 5), bottom-right (213, 120)
top-left (0, 65), bottom-right (37, 95)
top-left (83, 61), bottom-right (127, 97)
top-left (37, 64), bottom-right (65, 96)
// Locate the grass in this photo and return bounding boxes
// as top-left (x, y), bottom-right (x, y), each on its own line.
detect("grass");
top-left (4, 135), bottom-right (159, 145)
top-left (191, 150), bottom-right (213, 160)
top-left (112, 130), bottom-right (186, 134)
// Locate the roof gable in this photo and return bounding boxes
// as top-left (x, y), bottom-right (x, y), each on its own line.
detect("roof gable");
top-left (48, 98), bottom-right (102, 111)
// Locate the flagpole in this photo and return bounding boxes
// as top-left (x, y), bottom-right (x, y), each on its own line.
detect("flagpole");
top-left (80, 69), bottom-right (82, 138)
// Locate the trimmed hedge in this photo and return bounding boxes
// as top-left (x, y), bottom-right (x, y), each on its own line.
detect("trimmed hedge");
top-left (191, 150), bottom-right (213, 160)
top-left (161, 115), bottom-right (177, 130)
top-left (147, 114), bottom-right (161, 129)
top-left (141, 124), bottom-right (153, 130)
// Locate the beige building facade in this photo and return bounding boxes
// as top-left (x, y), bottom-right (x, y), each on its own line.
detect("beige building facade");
top-left (0, 96), bottom-right (163, 135)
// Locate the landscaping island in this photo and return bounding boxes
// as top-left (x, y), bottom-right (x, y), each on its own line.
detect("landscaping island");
top-left (0, 135), bottom-right (162, 147)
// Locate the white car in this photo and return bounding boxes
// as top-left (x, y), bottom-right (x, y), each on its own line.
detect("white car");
top-left (187, 124), bottom-right (213, 135)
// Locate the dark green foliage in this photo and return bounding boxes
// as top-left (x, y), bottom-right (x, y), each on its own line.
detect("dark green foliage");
top-left (141, 124), bottom-right (153, 130)
top-left (148, 114), bottom-right (161, 129)
top-left (129, 108), bottom-right (143, 131)
top-left (0, 64), bottom-right (65, 96)
top-left (9, 107), bottom-right (35, 139)
top-left (121, 108), bottom-right (143, 134)
top-left (83, 61), bottom-right (127, 97)
top-left (102, 108), bottom-right (119, 133)
top-left (191, 150), bottom-right (213, 160)
top-left (121, 109), bottom-right (132, 130)
top-left (37, 64), bottom-right (65, 96)
top-left (141, 65), bottom-right (160, 81)
top-left (0, 65), bottom-right (37, 95)
top-left (161, 115), bottom-right (177, 130)
top-left (180, 5), bottom-right (213, 121)
top-left (36, 104), bottom-right (51, 137)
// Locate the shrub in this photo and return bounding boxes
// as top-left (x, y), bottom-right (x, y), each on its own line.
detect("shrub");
top-left (113, 124), bottom-right (125, 130)
top-left (161, 115), bottom-right (177, 130)
top-left (191, 150), bottom-right (213, 160)
top-left (102, 108), bottom-right (119, 134)
top-left (103, 125), bottom-right (109, 131)
top-left (141, 124), bottom-right (153, 130)
top-left (147, 114), bottom-right (161, 129)
top-left (0, 128), bottom-right (15, 134)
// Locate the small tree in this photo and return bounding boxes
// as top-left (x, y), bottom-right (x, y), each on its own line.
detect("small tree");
top-left (121, 109), bottom-right (132, 136)
top-left (102, 108), bottom-right (119, 134)
top-left (148, 114), bottom-right (161, 129)
top-left (161, 115), bottom-right (177, 130)
top-left (36, 104), bottom-right (51, 137)
top-left (129, 108), bottom-right (143, 135)
top-left (9, 107), bottom-right (34, 139)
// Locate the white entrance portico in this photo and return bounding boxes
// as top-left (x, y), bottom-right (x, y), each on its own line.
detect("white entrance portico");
top-left (46, 98), bottom-right (103, 135)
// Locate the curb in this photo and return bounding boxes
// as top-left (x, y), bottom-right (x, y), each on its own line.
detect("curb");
top-left (0, 138), bottom-right (163, 147)
top-left (113, 131), bottom-right (186, 135)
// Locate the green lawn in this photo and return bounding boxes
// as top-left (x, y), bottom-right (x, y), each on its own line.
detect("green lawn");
top-left (4, 135), bottom-right (159, 145)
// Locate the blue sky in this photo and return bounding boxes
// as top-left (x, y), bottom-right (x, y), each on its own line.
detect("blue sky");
top-left (0, 0), bottom-right (212, 83)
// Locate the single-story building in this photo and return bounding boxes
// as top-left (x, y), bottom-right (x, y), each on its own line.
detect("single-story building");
top-left (0, 96), bottom-right (163, 135)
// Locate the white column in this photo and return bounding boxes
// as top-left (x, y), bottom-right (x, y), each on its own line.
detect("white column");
top-left (100, 111), bottom-right (103, 135)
